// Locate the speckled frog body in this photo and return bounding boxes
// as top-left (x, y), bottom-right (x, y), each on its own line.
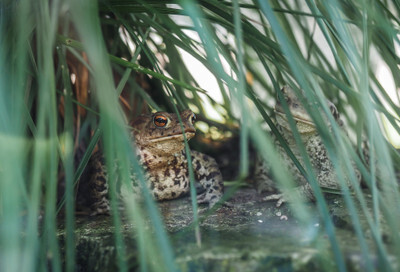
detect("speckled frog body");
top-left (255, 86), bottom-right (361, 206)
top-left (84, 110), bottom-right (224, 215)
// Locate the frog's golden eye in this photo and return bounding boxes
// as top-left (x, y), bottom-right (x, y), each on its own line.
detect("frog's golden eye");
top-left (189, 113), bottom-right (196, 124)
top-left (153, 115), bottom-right (168, 127)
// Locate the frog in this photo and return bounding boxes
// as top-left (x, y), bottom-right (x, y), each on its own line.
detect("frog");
top-left (254, 86), bottom-right (361, 206)
top-left (80, 109), bottom-right (224, 215)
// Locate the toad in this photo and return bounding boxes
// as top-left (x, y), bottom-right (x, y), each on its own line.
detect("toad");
top-left (255, 86), bottom-right (361, 206)
top-left (82, 109), bottom-right (224, 215)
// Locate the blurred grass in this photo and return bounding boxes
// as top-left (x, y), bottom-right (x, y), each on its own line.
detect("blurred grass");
top-left (1, 0), bottom-right (400, 271)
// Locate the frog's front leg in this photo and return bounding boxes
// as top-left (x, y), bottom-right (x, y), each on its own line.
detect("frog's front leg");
top-left (190, 150), bottom-right (224, 207)
top-left (254, 155), bottom-right (279, 194)
top-left (86, 152), bottom-right (111, 216)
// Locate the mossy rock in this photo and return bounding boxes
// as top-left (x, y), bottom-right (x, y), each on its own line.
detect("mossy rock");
top-left (58, 188), bottom-right (397, 271)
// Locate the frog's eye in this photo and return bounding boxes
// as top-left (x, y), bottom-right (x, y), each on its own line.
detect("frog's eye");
top-left (329, 104), bottom-right (339, 119)
top-left (189, 113), bottom-right (196, 124)
top-left (153, 115), bottom-right (168, 127)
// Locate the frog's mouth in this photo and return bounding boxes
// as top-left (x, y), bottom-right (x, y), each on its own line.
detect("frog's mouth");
top-left (148, 129), bottom-right (196, 143)
top-left (274, 109), bottom-right (315, 127)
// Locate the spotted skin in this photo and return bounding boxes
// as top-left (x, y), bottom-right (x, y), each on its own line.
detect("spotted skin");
top-left (255, 86), bottom-right (361, 206)
top-left (191, 150), bottom-right (224, 204)
top-left (82, 109), bottom-right (223, 215)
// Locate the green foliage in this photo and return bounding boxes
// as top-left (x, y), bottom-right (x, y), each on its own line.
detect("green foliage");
top-left (1, 0), bottom-right (400, 271)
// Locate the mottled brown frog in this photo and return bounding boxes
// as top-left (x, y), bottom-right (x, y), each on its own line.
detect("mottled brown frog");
top-left (255, 86), bottom-right (361, 206)
top-left (82, 110), bottom-right (224, 215)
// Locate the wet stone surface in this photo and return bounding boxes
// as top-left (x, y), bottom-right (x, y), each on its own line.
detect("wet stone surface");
top-left (58, 188), bottom-right (397, 271)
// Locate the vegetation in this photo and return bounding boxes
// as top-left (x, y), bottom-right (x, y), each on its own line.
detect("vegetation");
top-left (1, 0), bottom-right (399, 271)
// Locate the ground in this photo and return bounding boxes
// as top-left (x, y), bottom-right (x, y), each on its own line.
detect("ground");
top-left (57, 188), bottom-right (397, 271)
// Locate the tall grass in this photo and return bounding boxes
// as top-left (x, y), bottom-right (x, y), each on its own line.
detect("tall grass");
top-left (1, 0), bottom-right (399, 271)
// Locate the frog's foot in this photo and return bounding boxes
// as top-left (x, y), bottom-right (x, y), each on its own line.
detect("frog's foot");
top-left (89, 199), bottom-right (111, 216)
top-left (263, 193), bottom-right (286, 207)
top-left (90, 208), bottom-right (111, 216)
top-left (197, 191), bottom-right (222, 208)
